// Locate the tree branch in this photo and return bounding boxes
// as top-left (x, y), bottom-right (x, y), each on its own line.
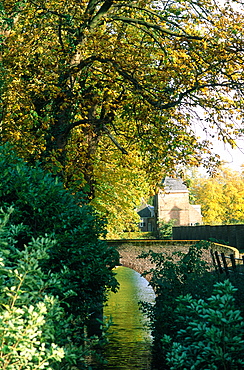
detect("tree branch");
top-left (83, 0), bottom-right (101, 19)
top-left (92, 56), bottom-right (244, 110)
top-left (66, 118), bottom-right (128, 154)
top-left (109, 15), bottom-right (203, 40)
top-left (88, 0), bottom-right (114, 29)
top-left (102, 124), bottom-right (128, 154)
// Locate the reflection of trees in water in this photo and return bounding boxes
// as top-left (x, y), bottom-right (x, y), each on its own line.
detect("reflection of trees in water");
top-left (103, 266), bottom-right (155, 370)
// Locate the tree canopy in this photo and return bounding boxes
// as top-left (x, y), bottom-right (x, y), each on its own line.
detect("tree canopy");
top-left (1, 0), bottom-right (244, 234)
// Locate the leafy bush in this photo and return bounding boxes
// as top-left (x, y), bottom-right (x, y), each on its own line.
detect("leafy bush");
top-left (0, 208), bottom-right (65, 370)
top-left (156, 219), bottom-right (175, 239)
top-left (139, 241), bottom-right (218, 367)
top-left (0, 207), bottom-right (114, 370)
top-left (0, 144), bottom-right (119, 349)
top-left (115, 231), bottom-right (155, 240)
top-left (162, 280), bottom-right (244, 370)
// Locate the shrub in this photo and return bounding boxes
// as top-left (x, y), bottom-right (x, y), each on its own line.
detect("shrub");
top-left (156, 219), bottom-right (175, 239)
top-left (162, 280), bottom-right (244, 370)
top-left (0, 143), bottom-right (119, 348)
top-left (139, 241), bottom-right (218, 367)
top-left (0, 206), bottom-right (113, 369)
top-left (0, 208), bottom-right (65, 370)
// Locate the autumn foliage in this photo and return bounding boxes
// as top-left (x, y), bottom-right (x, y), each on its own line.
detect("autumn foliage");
top-left (1, 0), bottom-right (244, 234)
top-left (190, 167), bottom-right (244, 225)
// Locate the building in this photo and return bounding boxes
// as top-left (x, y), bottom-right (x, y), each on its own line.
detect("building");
top-left (136, 202), bottom-right (156, 232)
top-left (137, 177), bottom-right (202, 232)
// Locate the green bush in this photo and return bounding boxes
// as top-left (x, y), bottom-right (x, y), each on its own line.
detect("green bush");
top-left (0, 208), bottom-right (65, 370)
top-left (0, 208), bottom-right (113, 369)
top-left (139, 241), bottom-right (218, 367)
top-left (156, 219), bottom-right (175, 239)
top-left (162, 280), bottom-right (244, 370)
top-left (0, 144), bottom-right (119, 351)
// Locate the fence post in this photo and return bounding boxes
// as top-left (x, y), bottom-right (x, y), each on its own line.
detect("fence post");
top-left (210, 249), bottom-right (218, 273)
top-left (221, 252), bottom-right (229, 276)
top-left (214, 251), bottom-right (223, 274)
top-left (230, 254), bottom-right (236, 270)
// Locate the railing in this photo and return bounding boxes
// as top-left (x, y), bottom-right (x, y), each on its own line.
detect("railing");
top-left (210, 249), bottom-right (244, 276)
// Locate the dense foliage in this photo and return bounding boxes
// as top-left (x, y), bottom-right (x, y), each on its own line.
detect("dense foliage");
top-left (140, 242), bottom-right (213, 366)
top-left (156, 219), bottom-right (175, 239)
top-left (0, 144), bottom-right (119, 367)
top-left (162, 280), bottom-right (244, 370)
top-left (140, 241), bottom-right (244, 368)
top-left (1, 0), bottom-right (244, 233)
top-left (190, 167), bottom-right (244, 225)
top-left (0, 210), bottom-right (65, 370)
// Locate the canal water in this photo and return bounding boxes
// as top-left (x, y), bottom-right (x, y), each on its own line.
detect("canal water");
top-left (102, 266), bottom-right (155, 370)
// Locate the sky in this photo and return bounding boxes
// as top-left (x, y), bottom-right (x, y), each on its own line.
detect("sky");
top-left (212, 138), bottom-right (244, 172)
top-left (192, 121), bottom-right (244, 173)
top-left (202, 0), bottom-right (244, 172)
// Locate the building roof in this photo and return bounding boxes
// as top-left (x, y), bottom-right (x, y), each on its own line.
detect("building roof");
top-left (163, 177), bottom-right (188, 193)
top-left (137, 204), bottom-right (155, 218)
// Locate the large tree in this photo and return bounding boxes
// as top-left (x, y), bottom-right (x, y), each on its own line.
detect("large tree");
top-left (1, 0), bottom-right (244, 232)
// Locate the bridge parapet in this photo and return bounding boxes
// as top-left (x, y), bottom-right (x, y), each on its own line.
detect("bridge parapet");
top-left (210, 242), bottom-right (240, 259)
top-left (107, 239), bottom-right (239, 278)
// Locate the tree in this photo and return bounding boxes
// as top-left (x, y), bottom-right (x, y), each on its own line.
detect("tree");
top-left (1, 0), bottom-right (244, 222)
top-left (190, 167), bottom-right (244, 225)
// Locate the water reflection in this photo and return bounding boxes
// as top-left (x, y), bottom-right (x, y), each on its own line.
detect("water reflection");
top-left (103, 266), bottom-right (155, 370)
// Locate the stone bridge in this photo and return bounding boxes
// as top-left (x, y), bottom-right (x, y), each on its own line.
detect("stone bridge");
top-left (107, 239), bottom-right (240, 280)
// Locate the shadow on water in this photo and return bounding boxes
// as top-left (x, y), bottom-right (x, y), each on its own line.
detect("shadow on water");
top-left (102, 266), bottom-right (155, 370)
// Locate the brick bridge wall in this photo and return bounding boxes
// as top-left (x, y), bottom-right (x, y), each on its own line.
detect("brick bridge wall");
top-left (106, 240), bottom-right (239, 280)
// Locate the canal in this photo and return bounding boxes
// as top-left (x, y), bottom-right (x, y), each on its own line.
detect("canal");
top-left (102, 266), bottom-right (155, 370)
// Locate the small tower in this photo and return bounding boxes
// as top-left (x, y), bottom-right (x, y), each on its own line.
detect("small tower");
top-left (155, 177), bottom-right (202, 226)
